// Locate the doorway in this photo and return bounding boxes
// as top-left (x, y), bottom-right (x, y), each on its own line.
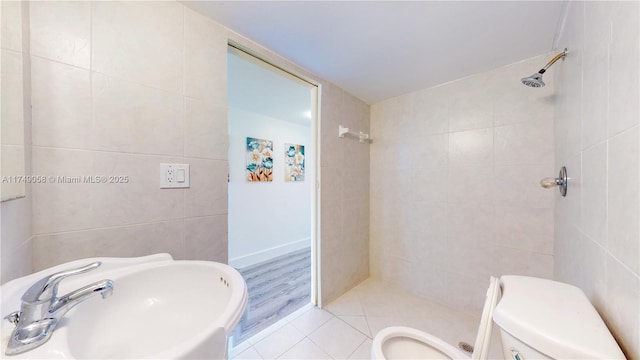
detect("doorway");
top-left (227, 45), bottom-right (318, 345)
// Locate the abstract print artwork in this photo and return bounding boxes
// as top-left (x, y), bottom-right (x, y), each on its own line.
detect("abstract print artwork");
top-left (246, 137), bottom-right (274, 182)
top-left (284, 144), bottom-right (305, 182)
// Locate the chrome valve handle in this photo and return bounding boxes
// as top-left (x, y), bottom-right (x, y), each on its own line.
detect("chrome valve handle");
top-left (540, 166), bottom-right (568, 197)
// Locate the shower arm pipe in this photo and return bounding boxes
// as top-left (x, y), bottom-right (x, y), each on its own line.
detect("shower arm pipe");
top-left (538, 49), bottom-right (567, 74)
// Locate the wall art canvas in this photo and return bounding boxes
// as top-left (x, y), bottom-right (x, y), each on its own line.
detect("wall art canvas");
top-left (284, 143), bottom-right (305, 182)
top-left (246, 137), bottom-right (274, 182)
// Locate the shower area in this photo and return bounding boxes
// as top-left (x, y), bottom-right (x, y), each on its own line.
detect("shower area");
top-left (370, 51), bottom-right (558, 314)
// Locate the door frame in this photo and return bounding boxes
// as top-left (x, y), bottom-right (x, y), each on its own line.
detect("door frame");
top-left (227, 42), bottom-right (322, 306)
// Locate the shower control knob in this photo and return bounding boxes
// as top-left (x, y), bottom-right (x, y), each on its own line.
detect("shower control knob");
top-left (539, 166), bottom-right (568, 197)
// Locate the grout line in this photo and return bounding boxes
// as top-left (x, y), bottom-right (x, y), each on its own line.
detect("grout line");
top-left (335, 315), bottom-right (373, 339)
top-left (274, 335), bottom-right (307, 360)
top-left (345, 336), bottom-right (368, 360)
top-left (305, 333), bottom-right (335, 360)
top-left (31, 145), bottom-right (228, 162)
top-left (32, 217), bottom-right (228, 238)
top-left (363, 314), bottom-right (373, 339)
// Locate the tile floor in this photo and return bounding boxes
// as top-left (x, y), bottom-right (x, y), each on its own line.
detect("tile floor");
top-left (229, 278), bottom-right (498, 360)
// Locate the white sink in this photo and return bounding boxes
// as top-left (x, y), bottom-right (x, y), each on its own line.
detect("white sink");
top-left (0, 254), bottom-right (248, 359)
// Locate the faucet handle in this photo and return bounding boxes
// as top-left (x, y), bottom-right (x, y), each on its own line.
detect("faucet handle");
top-left (4, 311), bottom-right (20, 325)
top-left (22, 262), bottom-right (102, 304)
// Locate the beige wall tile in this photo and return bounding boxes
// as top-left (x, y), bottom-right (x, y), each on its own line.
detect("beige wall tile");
top-left (604, 256), bottom-right (640, 358)
top-left (320, 84), bottom-right (344, 168)
top-left (449, 128), bottom-right (493, 165)
top-left (1, 146), bottom-right (25, 198)
top-left (92, 73), bottom-right (184, 156)
top-left (320, 92), bottom-right (370, 305)
top-left (494, 206), bottom-right (554, 254)
top-left (184, 215), bottom-right (228, 263)
top-left (412, 166), bottom-right (448, 203)
top-left (494, 117), bottom-right (554, 165)
top-left (342, 136), bottom-right (369, 171)
top-left (580, 142), bottom-right (607, 245)
top-left (581, 29), bottom-right (608, 149)
top-left (30, 1), bottom-right (90, 69)
top-left (447, 203), bottom-right (495, 246)
top-left (607, 127), bottom-right (639, 274)
top-left (570, 233), bottom-right (607, 310)
top-left (554, 1), bottom-right (639, 354)
top-left (0, 0), bottom-right (32, 284)
top-left (447, 165), bottom-right (494, 205)
top-left (607, 2), bottom-right (640, 137)
top-left (448, 81), bottom-right (493, 132)
top-left (1, 194), bottom-right (32, 283)
top-left (91, 152), bottom-right (185, 228)
top-left (493, 164), bottom-right (554, 208)
top-left (1, 50), bottom-right (25, 145)
top-left (1, 1), bottom-right (24, 52)
top-left (0, 237), bottom-right (32, 284)
top-left (32, 148), bottom-right (93, 234)
top-left (184, 8), bottom-right (227, 106)
top-left (32, 220), bottom-right (185, 271)
top-left (411, 86), bottom-right (449, 135)
top-left (409, 133), bottom-right (448, 169)
top-left (320, 167), bottom-right (344, 256)
top-left (184, 158), bottom-right (228, 218)
top-left (371, 52), bottom-right (555, 313)
top-left (185, 98), bottom-right (228, 160)
top-left (31, 57), bottom-right (91, 149)
top-left (92, 1), bottom-right (183, 93)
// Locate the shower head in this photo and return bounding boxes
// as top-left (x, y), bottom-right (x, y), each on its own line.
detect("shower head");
top-left (521, 72), bottom-right (545, 87)
top-left (521, 49), bottom-right (567, 88)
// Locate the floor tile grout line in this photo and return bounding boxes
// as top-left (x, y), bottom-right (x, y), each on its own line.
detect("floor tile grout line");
top-left (305, 333), bottom-right (336, 360)
top-left (345, 336), bottom-right (369, 360)
top-left (336, 314), bottom-right (374, 339)
top-left (309, 315), bottom-right (370, 359)
top-left (363, 313), bottom-right (374, 339)
top-left (274, 334), bottom-right (312, 360)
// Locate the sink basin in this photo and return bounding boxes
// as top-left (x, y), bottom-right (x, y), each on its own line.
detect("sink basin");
top-left (0, 254), bottom-right (248, 359)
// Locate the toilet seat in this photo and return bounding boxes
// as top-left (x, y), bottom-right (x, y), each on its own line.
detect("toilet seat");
top-left (372, 326), bottom-right (470, 359)
top-left (372, 277), bottom-right (500, 360)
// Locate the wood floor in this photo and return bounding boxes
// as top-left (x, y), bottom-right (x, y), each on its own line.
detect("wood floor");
top-left (232, 247), bottom-right (311, 345)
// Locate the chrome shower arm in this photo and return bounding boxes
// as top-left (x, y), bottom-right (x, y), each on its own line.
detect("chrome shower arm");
top-left (539, 49), bottom-right (567, 74)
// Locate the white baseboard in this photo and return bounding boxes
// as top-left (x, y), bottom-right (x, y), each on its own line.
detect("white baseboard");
top-left (229, 238), bottom-right (310, 269)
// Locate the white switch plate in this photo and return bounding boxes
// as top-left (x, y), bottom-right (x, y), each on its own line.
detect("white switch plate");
top-left (160, 163), bottom-right (190, 189)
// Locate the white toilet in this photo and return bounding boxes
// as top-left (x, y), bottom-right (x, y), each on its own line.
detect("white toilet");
top-left (372, 276), bottom-right (626, 359)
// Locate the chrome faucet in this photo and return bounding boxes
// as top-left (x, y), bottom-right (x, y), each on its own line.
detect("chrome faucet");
top-left (3, 262), bottom-right (114, 355)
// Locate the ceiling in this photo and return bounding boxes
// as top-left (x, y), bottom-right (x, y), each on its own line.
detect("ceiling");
top-left (183, 1), bottom-right (565, 104)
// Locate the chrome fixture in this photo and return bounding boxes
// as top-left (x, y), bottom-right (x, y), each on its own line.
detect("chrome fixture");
top-left (3, 262), bottom-right (114, 355)
top-left (540, 166), bottom-right (568, 196)
top-left (521, 48), bottom-right (568, 87)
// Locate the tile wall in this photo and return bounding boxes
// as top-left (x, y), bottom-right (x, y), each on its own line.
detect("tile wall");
top-left (11, 1), bottom-right (369, 307)
top-left (319, 83), bottom-right (370, 304)
top-left (28, 1), bottom-right (229, 270)
top-left (553, 1), bottom-right (639, 357)
top-left (370, 54), bottom-right (556, 314)
top-left (1, 1), bottom-right (33, 283)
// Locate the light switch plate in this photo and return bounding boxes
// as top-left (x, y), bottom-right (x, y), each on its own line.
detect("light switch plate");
top-left (160, 163), bottom-right (190, 188)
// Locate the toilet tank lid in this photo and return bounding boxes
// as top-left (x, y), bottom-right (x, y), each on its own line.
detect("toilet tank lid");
top-left (493, 276), bottom-right (625, 359)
